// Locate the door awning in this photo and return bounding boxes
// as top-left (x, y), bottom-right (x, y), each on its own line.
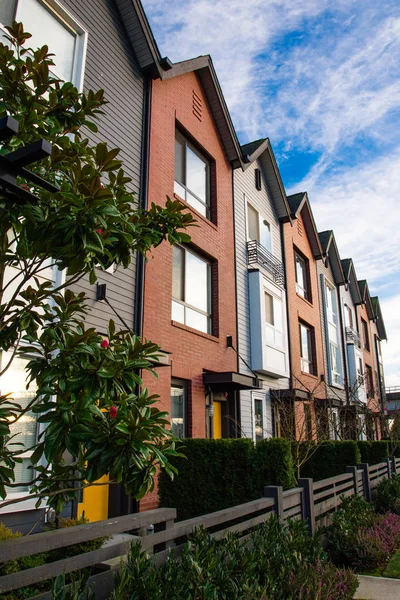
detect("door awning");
top-left (203, 371), bottom-right (261, 392)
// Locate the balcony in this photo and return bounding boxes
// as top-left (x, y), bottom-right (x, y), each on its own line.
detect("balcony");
top-left (345, 326), bottom-right (361, 347)
top-left (247, 240), bottom-right (285, 287)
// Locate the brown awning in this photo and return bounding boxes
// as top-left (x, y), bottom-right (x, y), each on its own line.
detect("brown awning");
top-left (203, 371), bottom-right (261, 392)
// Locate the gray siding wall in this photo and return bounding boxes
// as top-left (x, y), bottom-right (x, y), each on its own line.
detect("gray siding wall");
top-left (234, 161), bottom-right (289, 439)
top-left (62, 0), bottom-right (145, 334)
top-left (317, 260), bottom-right (347, 403)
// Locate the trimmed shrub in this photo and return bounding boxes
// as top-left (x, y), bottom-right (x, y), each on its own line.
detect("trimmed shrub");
top-left (358, 441), bottom-right (389, 465)
top-left (159, 438), bottom-right (297, 519)
top-left (159, 438), bottom-right (255, 520)
top-left (254, 437), bottom-right (297, 493)
top-left (295, 441), bottom-right (360, 481)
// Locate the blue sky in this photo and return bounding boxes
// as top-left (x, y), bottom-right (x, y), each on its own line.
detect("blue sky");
top-left (142, 0), bottom-right (400, 387)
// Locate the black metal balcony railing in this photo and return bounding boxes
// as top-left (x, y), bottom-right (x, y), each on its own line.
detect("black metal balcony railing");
top-left (345, 326), bottom-right (361, 348)
top-left (247, 240), bottom-right (285, 287)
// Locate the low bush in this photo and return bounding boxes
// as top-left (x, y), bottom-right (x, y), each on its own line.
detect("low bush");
top-left (0, 518), bottom-right (106, 600)
top-left (326, 494), bottom-right (400, 570)
top-left (375, 475), bottom-right (400, 515)
top-left (253, 437), bottom-right (297, 493)
top-left (111, 519), bottom-right (358, 600)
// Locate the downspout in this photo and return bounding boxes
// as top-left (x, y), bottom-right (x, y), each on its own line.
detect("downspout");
top-left (232, 168), bottom-right (240, 438)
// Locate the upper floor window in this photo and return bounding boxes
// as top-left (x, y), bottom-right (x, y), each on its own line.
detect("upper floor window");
top-left (344, 303), bottom-right (353, 329)
top-left (295, 250), bottom-right (311, 302)
top-left (325, 282), bottom-right (337, 324)
top-left (170, 380), bottom-right (187, 438)
top-left (264, 291), bottom-right (284, 348)
top-left (299, 321), bottom-right (316, 375)
top-left (365, 364), bottom-right (374, 397)
top-left (172, 245), bottom-right (211, 334)
top-left (174, 132), bottom-right (210, 218)
top-left (246, 203), bottom-right (271, 251)
top-left (377, 338), bottom-right (383, 363)
top-left (255, 168), bottom-right (262, 191)
top-left (1, 0), bottom-right (86, 87)
top-left (361, 318), bottom-right (370, 351)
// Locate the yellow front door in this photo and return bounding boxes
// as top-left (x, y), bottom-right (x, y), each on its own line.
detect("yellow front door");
top-left (213, 402), bottom-right (222, 439)
top-left (77, 474), bottom-right (109, 522)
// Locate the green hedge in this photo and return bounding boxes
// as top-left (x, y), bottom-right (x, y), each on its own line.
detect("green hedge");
top-left (159, 439), bottom-right (255, 520)
top-left (357, 441), bottom-right (389, 465)
top-left (293, 441), bottom-right (360, 481)
top-left (159, 438), bottom-right (295, 520)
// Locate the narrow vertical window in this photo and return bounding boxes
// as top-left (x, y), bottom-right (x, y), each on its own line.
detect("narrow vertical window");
top-left (247, 204), bottom-right (259, 242)
top-left (174, 132), bottom-right (210, 218)
top-left (295, 251), bottom-right (310, 301)
top-left (255, 168), bottom-right (262, 191)
top-left (299, 322), bottom-right (316, 375)
top-left (362, 319), bottom-right (370, 351)
top-left (170, 381), bottom-right (187, 438)
top-left (254, 397), bottom-right (264, 442)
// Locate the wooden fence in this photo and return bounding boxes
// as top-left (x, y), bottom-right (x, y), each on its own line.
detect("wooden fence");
top-left (1, 455), bottom-right (400, 600)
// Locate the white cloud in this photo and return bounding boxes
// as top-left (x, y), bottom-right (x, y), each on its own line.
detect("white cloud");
top-left (292, 148), bottom-right (400, 285)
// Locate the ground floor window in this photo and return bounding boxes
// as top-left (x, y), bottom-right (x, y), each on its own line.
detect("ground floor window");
top-left (170, 380), bottom-right (188, 438)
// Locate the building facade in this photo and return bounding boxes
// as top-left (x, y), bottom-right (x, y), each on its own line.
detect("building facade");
top-left (233, 139), bottom-right (291, 441)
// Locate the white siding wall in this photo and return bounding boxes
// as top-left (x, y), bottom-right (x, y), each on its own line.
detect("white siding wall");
top-left (234, 160), bottom-right (289, 440)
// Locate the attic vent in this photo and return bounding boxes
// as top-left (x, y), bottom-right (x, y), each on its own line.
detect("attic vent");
top-left (192, 90), bottom-right (202, 122)
top-left (297, 219), bottom-right (303, 236)
top-left (255, 168), bottom-right (262, 191)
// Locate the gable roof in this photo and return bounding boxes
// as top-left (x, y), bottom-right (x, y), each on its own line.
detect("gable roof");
top-left (160, 55), bottom-right (243, 167)
top-left (358, 279), bottom-right (375, 320)
top-left (318, 230), bottom-right (345, 285)
top-left (287, 192), bottom-right (323, 259)
top-left (341, 258), bottom-right (362, 305)
top-left (371, 296), bottom-right (387, 340)
top-left (240, 138), bottom-right (291, 222)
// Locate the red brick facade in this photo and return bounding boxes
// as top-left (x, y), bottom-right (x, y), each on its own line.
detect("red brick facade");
top-left (139, 72), bottom-right (237, 510)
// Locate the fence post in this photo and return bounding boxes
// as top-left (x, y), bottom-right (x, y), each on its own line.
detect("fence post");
top-left (298, 478), bottom-right (315, 536)
top-left (346, 466), bottom-right (358, 496)
top-left (358, 463), bottom-right (372, 502)
top-left (391, 456), bottom-right (397, 475)
top-left (383, 457), bottom-right (392, 479)
top-left (264, 486), bottom-right (283, 521)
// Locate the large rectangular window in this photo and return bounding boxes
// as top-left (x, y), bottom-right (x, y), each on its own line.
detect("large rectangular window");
top-left (172, 245), bottom-right (211, 334)
top-left (174, 132), bottom-right (210, 218)
top-left (299, 322), bottom-right (316, 375)
top-left (344, 304), bottom-right (353, 329)
top-left (246, 203), bottom-right (271, 251)
top-left (0, 352), bottom-right (38, 495)
top-left (170, 381), bottom-right (187, 438)
top-left (0, 0), bottom-right (86, 87)
top-left (325, 280), bottom-right (341, 386)
top-left (264, 290), bottom-right (284, 348)
top-left (365, 365), bottom-right (374, 398)
top-left (295, 251), bottom-right (311, 301)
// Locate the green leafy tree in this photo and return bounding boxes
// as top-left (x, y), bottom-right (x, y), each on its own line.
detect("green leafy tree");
top-left (0, 23), bottom-right (194, 515)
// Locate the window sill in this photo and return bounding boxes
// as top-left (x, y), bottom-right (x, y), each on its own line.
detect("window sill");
top-left (296, 293), bottom-right (313, 308)
top-left (300, 371), bottom-right (319, 380)
top-left (171, 320), bottom-right (219, 342)
top-left (173, 193), bottom-right (218, 230)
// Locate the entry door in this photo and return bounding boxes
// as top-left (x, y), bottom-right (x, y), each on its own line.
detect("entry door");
top-left (213, 402), bottom-right (222, 439)
top-left (77, 474), bottom-right (109, 522)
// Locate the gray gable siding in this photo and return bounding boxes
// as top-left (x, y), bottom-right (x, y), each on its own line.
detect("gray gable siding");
top-left (61, 0), bottom-right (145, 334)
top-left (234, 161), bottom-right (289, 439)
top-left (317, 259), bottom-right (347, 403)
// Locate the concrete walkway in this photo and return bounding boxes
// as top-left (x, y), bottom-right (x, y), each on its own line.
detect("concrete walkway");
top-left (354, 575), bottom-right (400, 599)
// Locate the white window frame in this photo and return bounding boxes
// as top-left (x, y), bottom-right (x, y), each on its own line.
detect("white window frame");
top-left (295, 251), bottom-right (309, 300)
top-left (299, 322), bottom-right (315, 375)
top-left (344, 303), bottom-right (353, 329)
top-left (0, 0), bottom-right (88, 91)
top-left (171, 245), bottom-right (212, 334)
top-left (246, 199), bottom-right (273, 254)
top-left (253, 393), bottom-right (265, 443)
top-left (170, 380), bottom-right (187, 439)
top-left (264, 288), bottom-right (284, 349)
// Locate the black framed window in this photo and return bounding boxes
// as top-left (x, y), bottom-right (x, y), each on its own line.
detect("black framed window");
top-left (361, 318), bottom-right (370, 351)
top-left (255, 168), bottom-right (262, 191)
top-left (170, 380), bottom-right (187, 438)
top-left (174, 131), bottom-right (210, 218)
top-left (295, 250), bottom-right (311, 302)
top-left (172, 245), bottom-right (211, 334)
top-left (299, 321), bottom-right (316, 375)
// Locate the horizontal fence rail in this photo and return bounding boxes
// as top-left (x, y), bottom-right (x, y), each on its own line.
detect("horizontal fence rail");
top-left (0, 457), bottom-right (396, 599)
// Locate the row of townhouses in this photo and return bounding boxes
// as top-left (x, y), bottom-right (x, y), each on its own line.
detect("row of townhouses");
top-left (0, 0), bottom-right (388, 530)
